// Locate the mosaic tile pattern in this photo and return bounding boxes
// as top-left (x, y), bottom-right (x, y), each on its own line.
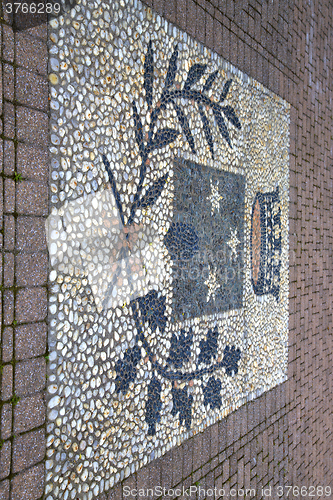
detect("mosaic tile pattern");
top-left (46, 1), bottom-right (290, 498)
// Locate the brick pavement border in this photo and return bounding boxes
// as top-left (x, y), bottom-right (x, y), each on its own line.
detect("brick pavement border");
top-left (1, 5), bottom-right (48, 499)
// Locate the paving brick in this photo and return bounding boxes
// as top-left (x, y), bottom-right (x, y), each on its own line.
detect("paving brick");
top-left (3, 141), bottom-right (15, 176)
top-left (16, 216), bottom-right (47, 252)
top-left (172, 444), bottom-right (183, 485)
top-left (4, 177), bottom-right (15, 215)
top-left (1, 327), bottom-right (13, 363)
top-left (160, 450), bottom-right (173, 489)
top-left (16, 107), bottom-right (48, 148)
top-left (24, 23), bottom-right (48, 41)
top-left (108, 483), bottom-right (122, 500)
top-left (122, 475), bottom-right (136, 500)
top-left (2, 25), bottom-right (14, 62)
top-left (136, 465), bottom-right (151, 499)
top-left (2, 64), bottom-right (14, 102)
top-left (14, 357), bottom-right (46, 397)
top-left (16, 143), bottom-right (48, 181)
top-left (0, 442), bottom-right (11, 480)
top-left (3, 215), bottom-right (15, 251)
top-left (0, 480), bottom-right (9, 500)
top-left (15, 322), bottom-right (47, 360)
top-left (0, 179), bottom-right (2, 229)
top-left (11, 463), bottom-right (44, 500)
top-left (0, 365), bottom-right (13, 401)
top-left (3, 252), bottom-right (14, 287)
top-left (164, 0), bottom-right (176, 24)
top-left (13, 393), bottom-right (45, 434)
top-left (15, 252), bottom-right (47, 287)
top-left (15, 287), bottom-right (47, 323)
top-left (12, 429), bottom-right (45, 473)
top-left (3, 102), bottom-right (15, 139)
top-left (16, 180), bottom-right (48, 216)
top-left (0, 141), bottom-right (3, 173)
top-left (186, 0), bottom-right (197, 39)
top-left (15, 68), bottom-right (48, 111)
top-left (2, 290), bottom-right (14, 325)
top-left (0, 405), bottom-right (12, 441)
top-left (182, 438), bottom-right (193, 478)
top-left (15, 32), bottom-right (48, 75)
top-left (176, 0), bottom-right (187, 29)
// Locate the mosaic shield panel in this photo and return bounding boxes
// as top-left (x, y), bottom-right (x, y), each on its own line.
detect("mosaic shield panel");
top-left (45, 1), bottom-right (290, 498)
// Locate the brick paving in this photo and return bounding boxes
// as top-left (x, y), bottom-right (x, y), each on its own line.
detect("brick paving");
top-left (0, 0), bottom-right (332, 499)
top-left (0, 5), bottom-right (48, 499)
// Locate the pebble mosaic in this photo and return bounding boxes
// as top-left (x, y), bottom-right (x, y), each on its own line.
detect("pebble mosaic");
top-left (46, 1), bottom-right (290, 498)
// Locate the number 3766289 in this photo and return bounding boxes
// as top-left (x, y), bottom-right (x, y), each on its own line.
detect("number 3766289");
top-left (5, 3), bottom-right (60, 14)
top-left (277, 486), bottom-right (331, 497)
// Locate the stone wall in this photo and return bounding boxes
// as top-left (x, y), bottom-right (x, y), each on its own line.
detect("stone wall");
top-left (0, 0), bottom-right (332, 499)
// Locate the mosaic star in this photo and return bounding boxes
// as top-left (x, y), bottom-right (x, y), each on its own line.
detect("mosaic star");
top-left (226, 228), bottom-right (240, 261)
top-left (206, 179), bottom-right (223, 215)
top-left (204, 266), bottom-right (221, 302)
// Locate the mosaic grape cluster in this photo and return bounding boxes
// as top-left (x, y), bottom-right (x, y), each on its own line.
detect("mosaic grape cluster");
top-left (46, 1), bottom-right (290, 498)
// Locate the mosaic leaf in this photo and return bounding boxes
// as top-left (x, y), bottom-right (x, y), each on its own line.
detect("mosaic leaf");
top-left (198, 104), bottom-right (214, 159)
top-left (222, 345), bottom-right (241, 376)
top-left (150, 128), bottom-right (179, 152)
top-left (102, 155), bottom-right (125, 225)
top-left (115, 345), bottom-right (141, 394)
top-left (198, 328), bottom-right (218, 366)
top-left (219, 78), bottom-right (233, 102)
top-left (171, 385), bottom-right (193, 429)
top-left (136, 290), bottom-right (167, 336)
top-left (163, 44), bottom-right (179, 93)
top-left (145, 376), bottom-right (162, 435)
top-left (167, 329), bottom-right (193, 369)
top-left (132, 100), bottom-right (144, 154)
top-left (138, 173), bottom-right (168, 209)
top-left (202, 70), bottom-right (219, 93)
top-left (164, 222), bottom-right (199, 261)
top-left (221, 105), bottom-right (242, 129)
top-left (203, 377), bottom-right (222, 409)
top-left (184, 63), bottom-right (207, 91)
top-left (212, 104), bottom-right (231, 147)
top-left (173, 102), bottom-right (196, 154)
top-left (144, 40), bottom-right (154, 108)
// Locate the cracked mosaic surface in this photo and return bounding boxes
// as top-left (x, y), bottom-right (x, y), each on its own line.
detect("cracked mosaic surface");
top-left (46, 1), bottom-right (290, 498)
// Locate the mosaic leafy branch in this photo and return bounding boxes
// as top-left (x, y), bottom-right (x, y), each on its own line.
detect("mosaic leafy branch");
top-left (113, 290), bottom-right (242, 435)
top-left (103, 40), bottom-right (241, 226)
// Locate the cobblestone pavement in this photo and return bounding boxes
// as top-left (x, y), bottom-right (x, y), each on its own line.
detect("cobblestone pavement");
top-left (0, 0), bottom-right (332, 499)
